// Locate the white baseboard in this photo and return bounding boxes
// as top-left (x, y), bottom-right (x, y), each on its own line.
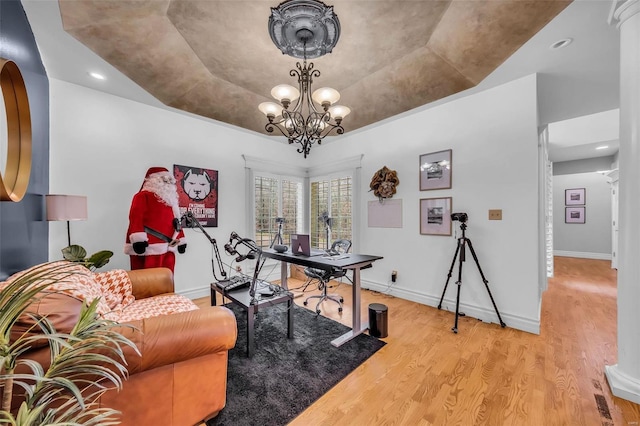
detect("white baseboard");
top-left (605, 364), bottom-right (640, 404)
top-left (362, 279), bottom-right (540, 335)
top-left (554, 250), bottom-right (612, 260)
top-left (180, 286), bottom-right (211, 300)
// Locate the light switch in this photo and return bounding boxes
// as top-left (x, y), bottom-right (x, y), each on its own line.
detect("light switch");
top-left (489, 209), bottom-right (502, 220)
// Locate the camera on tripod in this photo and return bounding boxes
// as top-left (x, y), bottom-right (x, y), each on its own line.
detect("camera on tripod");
top-left (275, 217), bottom-right (285, 224)
top-left (451, 212), bottom-right (468, 223)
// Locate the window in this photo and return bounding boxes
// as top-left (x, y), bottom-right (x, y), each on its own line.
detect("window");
top-left (254, 174), bottom-right (302, 248)
top-left (310, 175), bottom-right (352, 249)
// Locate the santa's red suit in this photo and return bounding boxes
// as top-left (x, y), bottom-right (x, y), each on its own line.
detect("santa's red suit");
top-left (124, 167), bottom-right (186, 272)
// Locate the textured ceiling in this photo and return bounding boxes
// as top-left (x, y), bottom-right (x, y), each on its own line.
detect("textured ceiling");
top-left (58, 0), bottom-right (571, 136)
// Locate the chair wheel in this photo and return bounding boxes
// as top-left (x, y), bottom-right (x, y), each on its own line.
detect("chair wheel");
top-left (316, 309), bottom-right (321, 314)
top-left (303, 301), bottom-right (308, 306)
top-left (338, 307), bottom-right (343, 312)
top-left (339, 297), bottom-right (344, 302)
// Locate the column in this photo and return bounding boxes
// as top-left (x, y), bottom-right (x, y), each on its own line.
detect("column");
top-left (605, 0), bottom-right (640, 404)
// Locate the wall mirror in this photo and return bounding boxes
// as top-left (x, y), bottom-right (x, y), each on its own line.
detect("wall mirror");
top-left (0, 58), bottom-right (31, 202)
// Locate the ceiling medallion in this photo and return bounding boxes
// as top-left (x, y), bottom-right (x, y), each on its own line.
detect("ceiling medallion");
top-left (268, 0), bottom-right (340, 59)
top-left (260, 0), bottom-right (349, 158)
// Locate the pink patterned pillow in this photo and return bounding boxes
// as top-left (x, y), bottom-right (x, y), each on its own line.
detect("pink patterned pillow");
top-left (93, 269), bottom-right (135, 310)
top-left (3, 261), bottom-right (110, 316)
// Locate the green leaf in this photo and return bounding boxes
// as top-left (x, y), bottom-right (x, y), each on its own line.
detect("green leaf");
top-left (86, 251), bottom-right (113, 270)
top-left (61, 245), bottom-right (87, 262)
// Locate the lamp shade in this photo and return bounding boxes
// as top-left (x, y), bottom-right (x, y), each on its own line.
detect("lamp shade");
top-left (46, 195), bottom-right (88, 221)
top-left (270, 84), bottom-right (300, 103)
top-left (312, 87), bottom-right (340, 106)
top-left (328, 105), bottom-right (351, 120)
top-left (258, 102), bottom-right (283, 118)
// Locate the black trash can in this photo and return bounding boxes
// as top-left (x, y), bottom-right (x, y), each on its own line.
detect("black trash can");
top-left (368, 303), bottom-right (388, 338)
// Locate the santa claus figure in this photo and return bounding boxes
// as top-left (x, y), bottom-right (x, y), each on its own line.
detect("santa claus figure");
top-left (124, 167), bottom-right (186, 272)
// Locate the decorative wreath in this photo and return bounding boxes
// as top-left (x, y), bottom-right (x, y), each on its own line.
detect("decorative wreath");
top-left (369, 166), bottom-right (400, 201)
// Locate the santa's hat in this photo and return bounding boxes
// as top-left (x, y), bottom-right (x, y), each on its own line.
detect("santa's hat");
top-left (144, 167), bottom-right (169, 178)
top-left (140, 167), bottom-right (171, 190)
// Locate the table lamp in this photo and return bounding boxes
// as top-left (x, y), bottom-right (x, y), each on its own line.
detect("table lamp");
top-left (46, 194), bottom-right (88, 247)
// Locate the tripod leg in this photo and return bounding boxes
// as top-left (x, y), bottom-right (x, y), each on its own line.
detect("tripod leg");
top-left (438, 239), bottom-right (461, 309)
top-left (452, 240), bottom-right (465, 333)
top-left (465, 239), bottom-right (506, 328)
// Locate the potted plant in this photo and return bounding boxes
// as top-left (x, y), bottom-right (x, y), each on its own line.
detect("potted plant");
top-left (61, 245), bottom-right (113, 271)
top-left (0, 262), bottom-right (138, 424)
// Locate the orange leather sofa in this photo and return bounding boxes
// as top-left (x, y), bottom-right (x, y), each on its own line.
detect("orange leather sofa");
top-left (7, 264), bottom-right (238, 426)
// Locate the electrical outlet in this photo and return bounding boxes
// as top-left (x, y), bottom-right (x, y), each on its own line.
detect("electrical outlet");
top-left (489, 209), bottom-right (502, 220)
top-left (391, 270), bottom-right (398, 282)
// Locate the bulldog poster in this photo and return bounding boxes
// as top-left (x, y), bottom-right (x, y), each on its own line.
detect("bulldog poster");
top-left (173, 164), bottom-right (218, 227)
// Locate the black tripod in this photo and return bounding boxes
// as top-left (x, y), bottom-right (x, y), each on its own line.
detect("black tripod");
top-left (438, 221), bottom-right (506, 333)
top-left (270, 218), bottom-right (284, 248)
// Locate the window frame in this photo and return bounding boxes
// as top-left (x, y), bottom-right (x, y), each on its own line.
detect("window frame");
top-left (252, 171), bottom-right (304, 249)
top-left (309, 170), bottom-right (354, 250)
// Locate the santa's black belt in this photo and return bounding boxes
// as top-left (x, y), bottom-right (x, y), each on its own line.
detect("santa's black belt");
top-left (144, 226), bottom-right (173, 243)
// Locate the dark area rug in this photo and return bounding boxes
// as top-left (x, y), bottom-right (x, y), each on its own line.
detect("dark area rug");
top-left (207, 303), bottom-right (386, 426)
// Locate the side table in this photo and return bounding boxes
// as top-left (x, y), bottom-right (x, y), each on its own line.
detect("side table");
top-left (210, 283), bottom-right (293, 357)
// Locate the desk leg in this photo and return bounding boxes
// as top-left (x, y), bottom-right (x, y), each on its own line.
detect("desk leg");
top-left (287, 298), bottom-right (294, 339)
top-left (280, 260), bottom-right (288, 290)
top-left (210, 286), bottom-right (217, 306)
top-left (247, 307), bottom-right (255, 358)
top-left (331, 267), bottom-right (369, 347)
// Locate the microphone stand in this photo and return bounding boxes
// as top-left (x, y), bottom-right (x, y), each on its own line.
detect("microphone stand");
top-left (226, 231), bottom-right (264, 303)
top-left (180, 212), bottom-right (227, 282)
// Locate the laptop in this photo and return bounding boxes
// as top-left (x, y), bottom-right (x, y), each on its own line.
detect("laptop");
top-left (290, 234), bottom-right (326, 257)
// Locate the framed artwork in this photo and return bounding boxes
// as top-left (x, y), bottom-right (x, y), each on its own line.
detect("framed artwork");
top-left (565, 207), bottom-right (586, 224)
top-left (565, 188), bottom-right (586, 205)
top-left (420, 149), bottom-right (452, 191)
top-left (174, 164), bottom-right (219, 227)
top-left (420, 197), bottom-right (452, 235)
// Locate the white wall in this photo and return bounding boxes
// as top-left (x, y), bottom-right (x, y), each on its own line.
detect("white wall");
top-left (553, 172), bottom-right (612, 259)
top-left (49, 74), bottom-right (543, 333)
top-left (48, 79), bottom-right (302, 298)
top-left (311, 74), bottom-right (542, 333)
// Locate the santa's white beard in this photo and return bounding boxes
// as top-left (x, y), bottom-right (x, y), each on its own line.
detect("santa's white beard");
top-left (143, 177), bottom-right (179, 208)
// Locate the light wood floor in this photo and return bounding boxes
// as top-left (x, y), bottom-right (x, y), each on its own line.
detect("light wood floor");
top-left (197, 257), bottom-right (640, 425)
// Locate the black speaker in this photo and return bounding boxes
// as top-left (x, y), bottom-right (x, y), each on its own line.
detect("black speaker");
top-left (273, 244), bottom-right (288, 253)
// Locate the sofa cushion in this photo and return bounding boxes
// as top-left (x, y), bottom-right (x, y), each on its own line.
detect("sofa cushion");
top-left (104, 294), bottom-right (199, 323)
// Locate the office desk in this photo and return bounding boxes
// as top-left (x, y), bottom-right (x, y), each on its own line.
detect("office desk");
top-left (261, 249), bottom-right (383, 347)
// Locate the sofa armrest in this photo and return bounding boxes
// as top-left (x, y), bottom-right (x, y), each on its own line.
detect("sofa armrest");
top-left (127, 268), bottom-right (174, 300)
top-left (120, 306), bottom-right (237, 374)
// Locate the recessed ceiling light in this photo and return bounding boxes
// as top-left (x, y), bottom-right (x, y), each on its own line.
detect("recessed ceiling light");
top-left (88, 71), bottom-right (106, 80)
top-left (596, 145), bottom-right (609, 150)
top-left (550, 38), bottom-right (573, 50)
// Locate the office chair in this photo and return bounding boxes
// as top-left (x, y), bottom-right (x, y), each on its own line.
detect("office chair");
top-left (303, 239), bottom-right (352, 314)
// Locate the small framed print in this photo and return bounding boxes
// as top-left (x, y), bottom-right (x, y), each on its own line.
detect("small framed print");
top-left (565, 207), bottom-right (585, 224)
top-left (420, 149), bottom-right (452, 191)
top-left (420, 197), bottom-right (452, 235)
top-left (565, 188), bottom-right (586, 205)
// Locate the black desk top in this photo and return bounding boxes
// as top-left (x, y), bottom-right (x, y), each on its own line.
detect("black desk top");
top-left (261, 249), bottom-right (383, 271)
top-left (211, 281), bottom-right (292, 308)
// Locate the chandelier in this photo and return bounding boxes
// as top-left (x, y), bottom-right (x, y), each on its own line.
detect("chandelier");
top-left (258, 0), bottom-right (350, 158)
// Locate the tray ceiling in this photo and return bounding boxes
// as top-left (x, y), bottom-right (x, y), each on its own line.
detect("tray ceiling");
top-left (59, 0), bottom-right (571, 135)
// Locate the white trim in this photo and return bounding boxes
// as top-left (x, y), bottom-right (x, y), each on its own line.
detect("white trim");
top-left (554, 250), bottom-right (612, 260)
top-left (179, 285), bottom-right (210, 300)
top-left (361, 279), bottom-right (540, 335)
top-left (242, 154), bottom-right (308, 177)
top-left (605, 364), bottom-right (640, 404)
top-left (307, 154), bottom-right (363, 177)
